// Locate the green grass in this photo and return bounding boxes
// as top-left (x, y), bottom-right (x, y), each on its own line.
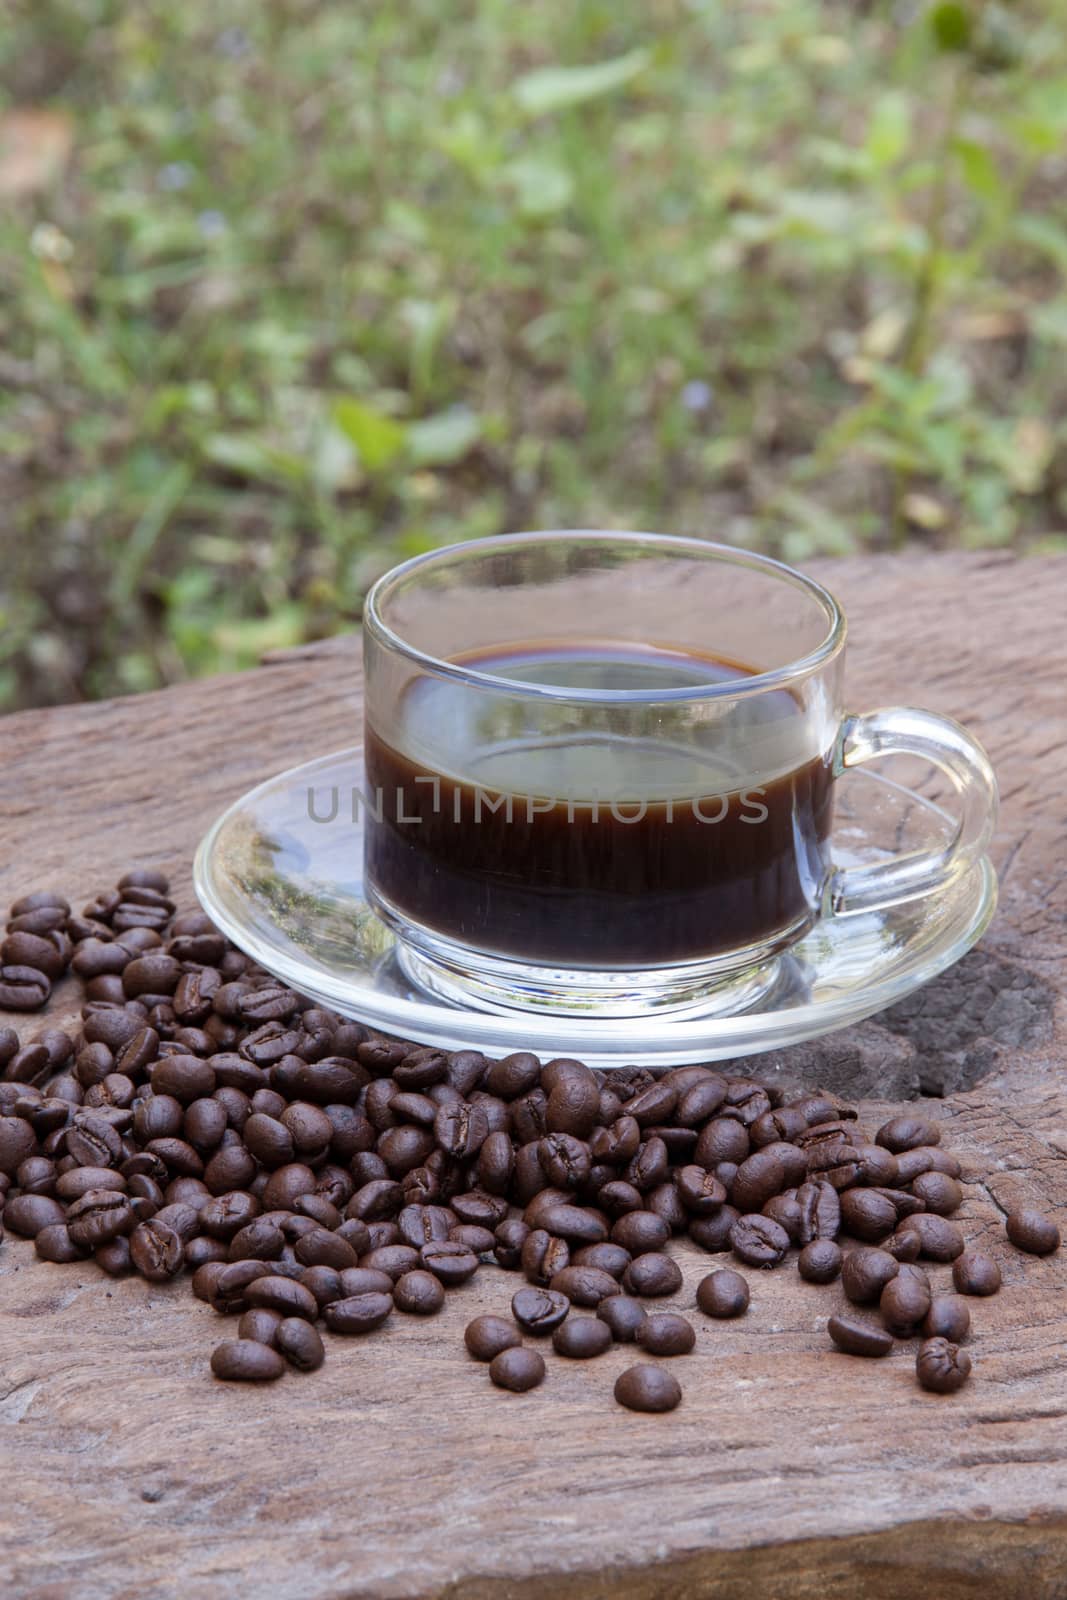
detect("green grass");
top-left (1, 0), bottom-right (1066, 709)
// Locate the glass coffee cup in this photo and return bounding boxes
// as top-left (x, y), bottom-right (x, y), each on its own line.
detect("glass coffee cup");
top-left (362, 532), bottom-right (997, 1018)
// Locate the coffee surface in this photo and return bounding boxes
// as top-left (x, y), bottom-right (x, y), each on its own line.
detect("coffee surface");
top-left (365, 643), bottom-right (834, 965)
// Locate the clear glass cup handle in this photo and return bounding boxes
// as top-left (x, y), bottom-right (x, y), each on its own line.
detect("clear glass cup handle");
top-left (828, 707), bottom-right (998, 916)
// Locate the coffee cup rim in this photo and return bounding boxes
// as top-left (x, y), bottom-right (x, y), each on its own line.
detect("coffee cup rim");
top-left (364, 530), bottom-right (846, 704)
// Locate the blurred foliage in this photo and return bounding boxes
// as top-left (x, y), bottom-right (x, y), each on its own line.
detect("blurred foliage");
top-left (0, 0), bottom-right (1065, 710)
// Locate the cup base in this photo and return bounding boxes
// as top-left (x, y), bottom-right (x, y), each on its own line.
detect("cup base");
top-left (371, 892), bottom-right (805, 1020)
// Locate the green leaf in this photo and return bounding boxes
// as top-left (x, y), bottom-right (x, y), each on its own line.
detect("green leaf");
top-left (930, 2), bottom-right (973, 51)
top-left (952, 137), bottom-right (1005, 208)
top-left (203, 434), bottom-right (309, 487)
top-left (408, 408), bottom-right (482, 466)
top-left (865, 92), bottom-right (911, 167)
top-left (500, 157), bottom-right (575, 216)
top-left (331, 398), bottom-right (407, 472)
top-left (111, 461), bottom-right (193, 606)
top-left (513, 48), bottom-right (651, 118)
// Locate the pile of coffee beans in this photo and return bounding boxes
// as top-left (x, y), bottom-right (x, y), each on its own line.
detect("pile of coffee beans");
top-left (0, 875), bottom-right (1061, 1412)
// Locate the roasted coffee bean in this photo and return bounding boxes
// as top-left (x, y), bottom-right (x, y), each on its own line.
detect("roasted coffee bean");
top-left (123, 954), bottom-right (181, 999)
top-left (292, 1227), bottom-right (359, 1271)
top-left (839, 1189), bottom-right (899, 1242)
top-left (185, 1237), bottom-right (227, 1270)
top-left (11, 891), bottom-right (70, 919)
top-left (434, 1100), bottom-right (489, 1160)
top-left (611, 1210), bottom-right (670, 1256)
top-left (923, 1295), bottom-right (971, 1343)
top-left (211, 1340), bottom-right (286, 1382)
top-left (952, 1249), bottom-right (1001, 1297)
top-left (465, 1315), bottom-right (522, 1361)
top-left (397, 1203), bottom-right (454, 1248)
top-left (876, 1116), bottom-right (940, 1153)
top-left (544, 1065), bottom-right (600, 1139)
top-left (537, 1203), bottom-right (607, 1245)
top-left (596, 1295), bottom-right (647, 1343)
top-left (636, 1312), bottom-right (695, 1357)
top-left (626, 1081), bottom-right (678, 1127)
top-left (689, 1207), bottom-right (741, 1253)
top-left (451, 1190), bottom-right (509, 1228)
top-left (827, 1314), bottom-right (894, 1358)
top-left (538, 1132), bottom-right (591, 1190)
top-left (762, 1191), bottom-right (803, 1243)
top-left (552, 1316), bottom-right (614, 1359)
top-left (36, 1222), bottom-right (86, 1263)
top-left (550, 1265), bottom-right (620, 1307)
top-left (393, 1269), bottom-right (446, 1315)
top-left (795, 1179), bottom-right (840, 1244)
top-left (420, 1239), bottom-right (479, 1286)
top-left (391, 1048), bottom-right (448, 1092)
top-left (572, 1242), bottom-right (631, 1279)
top-left (228, 1219), bottom-right (286, 1262)
top-left (674, 1076), bottom-right (728, 1129)
top-left (66, 1189), bottom-right (134, 1249)
top-left (151, 1055), bottom-right (215, 1103)
top-left (676, 1165), bottom-right (727, 1216)
top-left (94, 1236), bottom-right (131, 1275)
top-left (590, 1116), bottom-right (641, 1166)
top-left (882, 1229), bottom-right (924, 1263)
top-left (522, 1229), bottom-right (570, 1286)
top-left (117, 869), bottom-right (170, 895)
top-left (511, 1092), bottom-right (549, 1147)
top-left (276, 1317), bottom-right (325, 1372)
top-left (894, 1146), bottom-right (950, 1183)
top-left (7, 906), bottom-right (68, 937)
top-left (297, 1265), bottom-right (341, 1309)
top-left (363, 1244), bottom-right (421, 1281)
top-left (3, 1043), bottom-right (51, 1085)
top-left (693, 1117), bottom-right (750, 1169)
top-left (489, 1346), bottom-right (545, 1392)
top-left (1006, 1208), bottom-right (1060, 1256)
top-left (449, 1223), bottom-right (494, 1256)
top-left (730, 1214), bottom-right (790, 1268)
top-left (512, 1286), bottom-right (569, 1336)
top-left (364, 1221), bottom-right (401, 1251)
top-left (129, 1219), bottom-right (184, 1280)
top-left (916, 1336), bottom-right (971, 1393)
top-left (751, 1108), bottom-right (808, 1148)
top-left (621, 1252), bottom-right (682, 1297)
top-left (244, 1275), bottom-right (318, 1320)
top-left (625, 1136), bottom-right (669, 1192)
top-left (238, 1307), bottom-right (283, 1344)
top-left (910, 1171), bottom-right (962, 1215)
top-left (696, 1268), bottom-right (750, 1319)
top-left (336, 1267), bottom-right (392, 1298)
top-left (493, 1217), bottom-right (529, 1270)
top-left (880, 1264), bottom-right (932, 1336)
top-left (484, 1052), bottom-right (541, 1100)
top-left (899, 1213), bottom-right (965, 1262)
top-left (475, 1131), bottom-right (514, 1195)
top-left (841, 1247), bottom-right (900, 1305)
top-left (3, 1194), bottom-right (67, 1237)
top-left (614, 1363), bottom-right (681, 1413)
top-left (17, 1155), bottom-right (57, 1195)
top-left (601, 1184), bottom-right (643, 1216)
top-left (798, 1239), bottom-right (842, 1284)
top-left (324, 1292), bottom-right (393, 1335)
top-left (0, 965), bottom-right (51, 1010)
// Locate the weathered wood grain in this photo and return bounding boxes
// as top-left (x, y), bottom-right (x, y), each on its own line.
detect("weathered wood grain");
top-left (1, 552), bottom-right (1065, 1600)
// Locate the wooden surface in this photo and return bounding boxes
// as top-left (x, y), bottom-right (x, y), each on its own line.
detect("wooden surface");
top-left (1, 551), bottom-right (1065, 1600)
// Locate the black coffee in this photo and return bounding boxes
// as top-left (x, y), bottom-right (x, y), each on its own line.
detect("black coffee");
top-left (364, 642), bottom-right (834, 966)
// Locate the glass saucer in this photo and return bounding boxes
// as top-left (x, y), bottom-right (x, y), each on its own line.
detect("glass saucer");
top-left (193, 747), bottom-right (997, 1070)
